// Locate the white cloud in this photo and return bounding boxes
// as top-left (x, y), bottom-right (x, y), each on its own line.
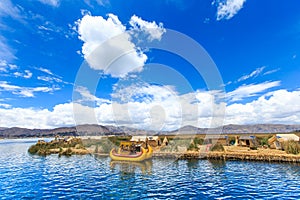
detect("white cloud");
top-left (76, 14), bottom-right (147, 78)
top-left (0, 81), bottom-right (60, 97)
top-left (0, 103), bottom-right (75, 129)
top-left (77, 14), bottom-right (126, 55)
top-left (1, 84), bottom-right (300, 130)
top-left (80, 9), bottom-right (91, 16)
top-left (215, 0), bottom-right (246, 21)
top-left (38, 0), bottom-right (60, 7)
top-left (225, 90), bottom-right (300, 125)
top-left (13, 72), bottom-right (22, 77)
top-left (8, 64), bottom-right (17, 70)
top-left (37, 76), bottom-right (64, 83)
top-left (129, 15), bottom-right (166, 41)
top-left (0, 103), bottom-right (11, 109)
top-left (13, 70), bottom-right (32, 79)
top-left (110, 83), bottom-right (225, 130)
top-left (238, 66), bottom-right (265, 82)
top-left (76, 14), bottom-right (165, 77)
top-left (0, 60), bottom-right (17, 72)
top-left (227, 81), bottom-right (280, 102)
top-left (77, 14), bottom-right (146, 77)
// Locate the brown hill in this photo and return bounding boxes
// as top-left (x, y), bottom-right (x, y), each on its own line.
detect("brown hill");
top-left (0, 124), bottom-right (300, 138)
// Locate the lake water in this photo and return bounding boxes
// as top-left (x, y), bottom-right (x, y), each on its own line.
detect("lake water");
top-left (1, 139), bottom-right (300, 199)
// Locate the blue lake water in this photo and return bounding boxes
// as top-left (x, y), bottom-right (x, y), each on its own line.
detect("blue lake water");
top-left (1, 139), bottom-right (300, 199)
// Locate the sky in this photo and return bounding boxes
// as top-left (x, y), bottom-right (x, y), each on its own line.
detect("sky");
top-left (0, 0), bottom-right (300, 130)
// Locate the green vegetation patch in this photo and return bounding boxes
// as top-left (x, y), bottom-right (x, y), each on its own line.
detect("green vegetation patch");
top-left (284, 140), bottom-right (300, 155)
top-left (210, 143), bottom-right (225, 152)
top-left (28, 138), bottom-right (86, 156)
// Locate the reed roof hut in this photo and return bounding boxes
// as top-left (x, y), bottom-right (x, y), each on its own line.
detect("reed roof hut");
top-left (268, 134), bottom-right (299, 150)
top-left (276, 134), bottom-right (299, 142)
top-left (238, 135), bottom-right (258, 148)
top-left (162, 136), bottom-right (169, 146)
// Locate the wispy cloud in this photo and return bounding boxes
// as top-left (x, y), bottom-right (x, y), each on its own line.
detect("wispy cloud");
top-left (0, 81), bottom-right (60, 97)
top-left (35, 67), bottom-right (55, 76)
top-left (84, 0), bottom-right (110, 7)
top-left (214, 0), bottom-right (246, 21)
top-left (0, 37), bottom-right (16, 61)
top-left (0, 0), bottom-right (23, 21)
top-left (36, 20), bottom-right (73, 39)
top-left (74, 86), bottom-right (111, 105)
top-left (0, 0), bottom-right (25, 61)
top-left (263, 68), bottom-right (280, 75)
top-left (37, 75), bottom-right (72, 85)
top-left (37, 76), bottom-right (61, 83)
top-left (0, 102), bottom-right (11, 108)
top-left (35, 67), bottom-right (72, 85)
top-left (227, 81), bottom-right (281, 102)
top-left (95, 0), bottom-right (110, 6)
top-left (238, 66), bottom-right (265, 82)
top-left (38, 0), bottom-right (60, 7)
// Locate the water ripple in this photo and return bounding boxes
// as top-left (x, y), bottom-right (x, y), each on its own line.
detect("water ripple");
top-left (0, 139), bottom-right (300, 199)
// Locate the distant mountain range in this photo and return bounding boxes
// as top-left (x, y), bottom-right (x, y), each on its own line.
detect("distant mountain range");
top-left (1, 124), bottom-right (300, 138)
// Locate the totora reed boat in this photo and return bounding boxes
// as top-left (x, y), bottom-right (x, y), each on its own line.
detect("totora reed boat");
top-left (110, 141), bottom-right (153, 162)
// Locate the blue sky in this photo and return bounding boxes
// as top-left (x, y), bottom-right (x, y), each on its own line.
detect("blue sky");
top-left (0, 0), bottom-right (300, 130)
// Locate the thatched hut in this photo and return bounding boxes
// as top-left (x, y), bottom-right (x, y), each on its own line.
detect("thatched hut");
top-left (268, 135), bottom-right (282, 149)
top-left (268, 134), bottom-right (299, 150)
top-left (203, 135), bottom-right (229, 146)
top-left (238, 135), bottom-right (258, 148)
top-left (147, 136), bottom-right (161, 147)
top-left (162, 136), bottom-right (169, 146)
top-left (276, 134), bottom-right (299, 142)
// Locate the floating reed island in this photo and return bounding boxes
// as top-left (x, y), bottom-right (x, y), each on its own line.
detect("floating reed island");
top-left (85, 134), bottom-right (300, 163)
top-left (28, 136), bottom-right (90, 156)
top-left (28, 133), bottom-right (300, 163)
top-left (154, 147), bottom-right (300, 163)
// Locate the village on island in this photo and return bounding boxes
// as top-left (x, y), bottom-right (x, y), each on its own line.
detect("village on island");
top-left (28, 132), bottom-right (300, 163)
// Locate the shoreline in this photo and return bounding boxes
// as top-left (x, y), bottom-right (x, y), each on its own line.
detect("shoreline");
top-left (7, 136), bottom-right (299, 163)
top-left (94, 151), bottom-right (300, 163)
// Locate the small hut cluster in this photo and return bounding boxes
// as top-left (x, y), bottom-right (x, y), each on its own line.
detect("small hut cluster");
top-left (203, 135), bottom-right (258, 149)
top-left (130, 136), bottom-right (168, 148)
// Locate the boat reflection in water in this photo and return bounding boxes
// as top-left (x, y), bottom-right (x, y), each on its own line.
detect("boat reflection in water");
top-left (110, 160), bottom-right (153, 175)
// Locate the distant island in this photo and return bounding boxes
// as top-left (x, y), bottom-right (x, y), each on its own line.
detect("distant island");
top-left (1, 124), bottom-right (300, 138)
